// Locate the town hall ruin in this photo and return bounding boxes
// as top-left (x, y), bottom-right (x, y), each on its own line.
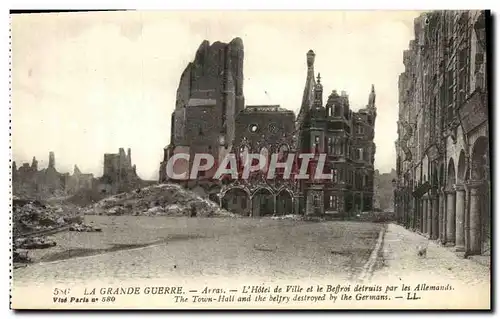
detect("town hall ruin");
top-left (160, 38), bottom-right (377, 217)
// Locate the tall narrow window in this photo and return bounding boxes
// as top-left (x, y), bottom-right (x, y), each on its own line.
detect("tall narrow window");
top-left (447, 69), bottom-right (454, 122)
top-left (331, 169), bottom-right (337, 183)
top-left (430, 97), bottom-right (437, 141)
top-left (357, 148), bottom-right (363, 160)
top-left (458, 47), bottom-right (468, 107)
top-left (329, 195), bottom-right (338, 210)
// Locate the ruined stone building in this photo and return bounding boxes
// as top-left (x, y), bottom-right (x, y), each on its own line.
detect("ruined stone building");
top-left (160, 38), bottom-right (244, 185)
top-left (161, 38), bottom-right (378, 217)
top-left (394, 10), bottom-right (489, 257)
top-left (99, 147), bottom-right (140, 194)
top-left (62, 165), bottom-right (94, 194)
top-left (12, 152), bottom-right (94, 198)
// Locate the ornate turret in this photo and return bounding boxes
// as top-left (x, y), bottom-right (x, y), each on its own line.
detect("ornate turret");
top-left (368, 84), bottom-right (376, 108)
top-left (300, 50), bottom-right (317, 112)
top-left (295, 49), bottom-right (318, 139)
top-left (306, 49), bottom-right (315, 68)
top-left (313, 73), bottom-right (323, 108)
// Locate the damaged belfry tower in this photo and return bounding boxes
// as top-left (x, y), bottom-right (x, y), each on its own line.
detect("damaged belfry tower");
top-left (160, 37), bottom-right (245, 185)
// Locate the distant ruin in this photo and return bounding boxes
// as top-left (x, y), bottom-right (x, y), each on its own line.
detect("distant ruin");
top-left (98, 147), bottom-right (141, 194)
top-left (12, 148), bottom-right (148, 200)
top-left (12, 152), bottom-right (94, 199)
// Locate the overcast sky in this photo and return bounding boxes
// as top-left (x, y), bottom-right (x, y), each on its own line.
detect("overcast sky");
top-left (12, 10), bottom-right (422, 180)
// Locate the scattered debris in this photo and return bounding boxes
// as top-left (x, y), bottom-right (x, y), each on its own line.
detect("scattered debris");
top-left (69, 223), bottom-right (102, 232)
top-left (15, 236), bottom-right (57, 250)
top-left (270, 214), bottom-right (304, 221)
top-left (13, 249), bottom-right (31, 263)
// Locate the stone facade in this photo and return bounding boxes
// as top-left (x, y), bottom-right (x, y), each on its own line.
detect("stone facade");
top-left (217, 105), bottom-right (298, 217)
top-left (161, 39), bottom-right (377, 217)
top-left (160, 38), bottom-right (245, 184)
top-left (295, 50), bottom-right (377, 217)
top-left (394, 11), bottom-right (490, 257)
top-left (99, 147), bottom-right (140, 194)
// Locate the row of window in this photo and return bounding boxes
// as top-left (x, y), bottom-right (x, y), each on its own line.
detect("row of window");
top-left (330, 168), bottom-right (371, 187)
top-left (313, 136), bottom-right (371, 161)
top-left (326, 105), bottom-right (375, 126)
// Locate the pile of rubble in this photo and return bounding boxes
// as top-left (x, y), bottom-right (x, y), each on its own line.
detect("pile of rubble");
top-left (84, 183), bottom-right (237, 218)
top-left (12, 197), bottom-right (100, 265)
top-left (12, 197), bottom-right (83, 237)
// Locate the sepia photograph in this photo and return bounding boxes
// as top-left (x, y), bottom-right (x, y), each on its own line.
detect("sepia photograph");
top-left (9, 9), bottom-right (491, 310)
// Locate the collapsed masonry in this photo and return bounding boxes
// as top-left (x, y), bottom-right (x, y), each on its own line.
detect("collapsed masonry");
top-left (98, 147), bottom-right (142, 194)
top-left (12, 148), bottom-right (146, 201)
top-left (12, 152), bottom-right (93, 199)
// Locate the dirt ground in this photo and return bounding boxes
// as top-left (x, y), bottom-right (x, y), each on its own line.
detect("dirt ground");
top-left (13, 216), bottom-right (383, 285)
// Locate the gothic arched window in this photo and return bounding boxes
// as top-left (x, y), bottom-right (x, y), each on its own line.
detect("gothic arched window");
top-left (260, 147), bottom-right (269, 172)
top-left (239, 145), bottom-right (250, 167)
top-left (278, 144), bottom-right (289, 161)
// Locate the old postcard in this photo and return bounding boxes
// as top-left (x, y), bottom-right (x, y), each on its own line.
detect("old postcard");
top-left (10, 10), bottom-right (491, 310)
